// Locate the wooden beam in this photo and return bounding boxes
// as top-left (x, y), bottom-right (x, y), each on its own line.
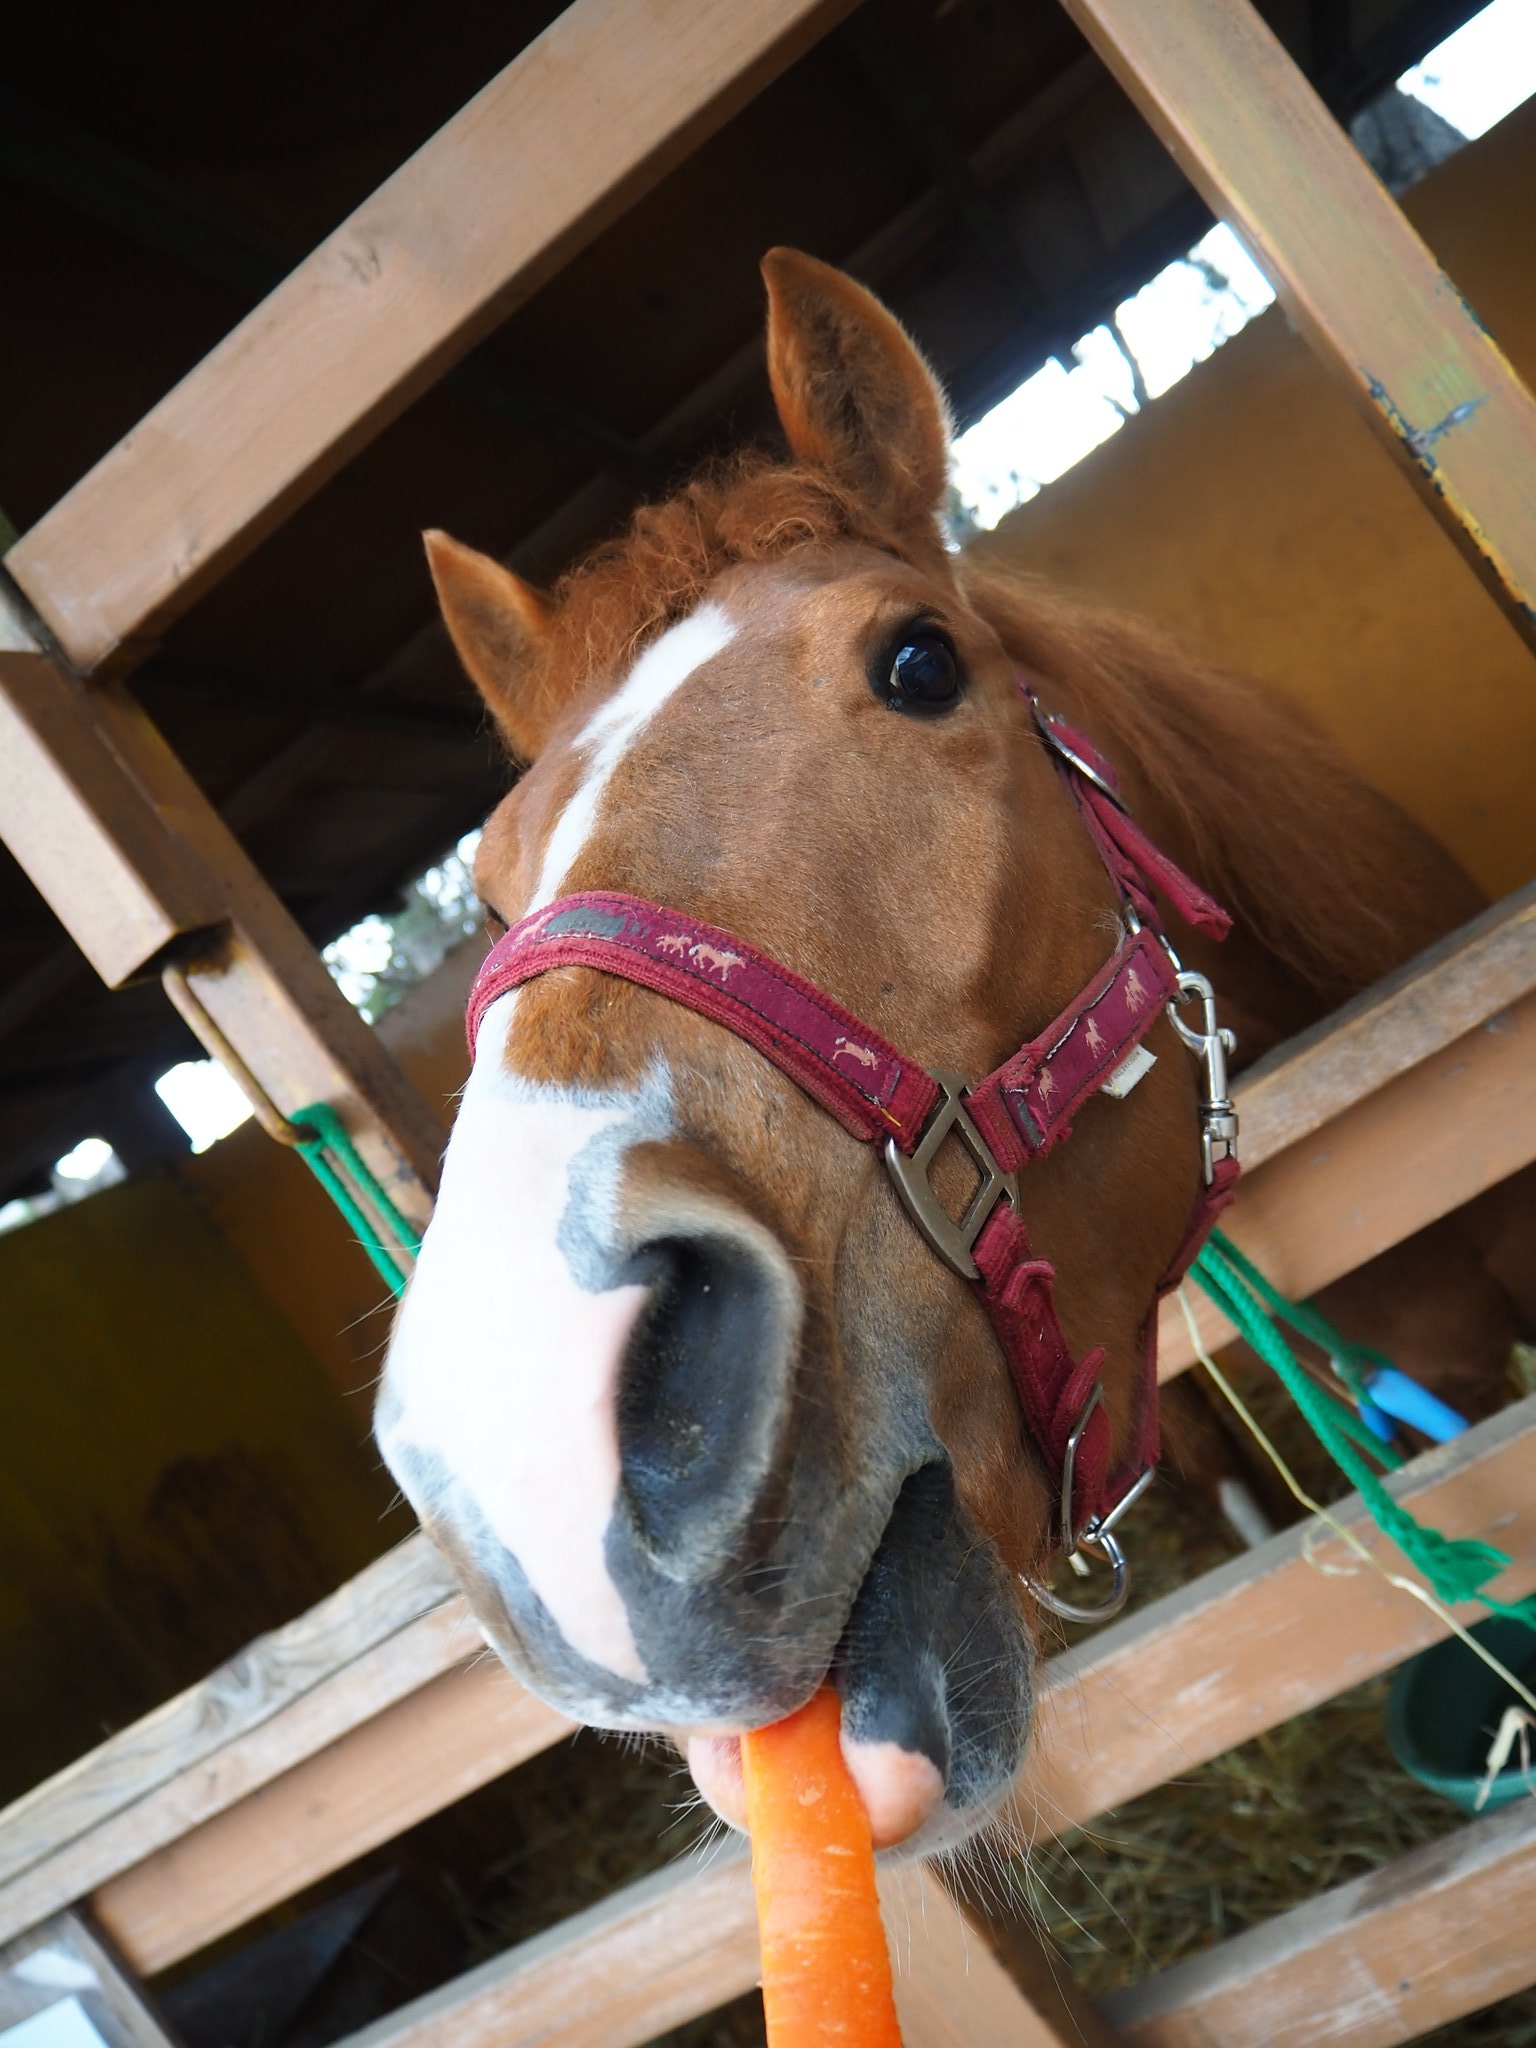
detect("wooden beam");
top-left (0, 1536), bottom-right (457, 1939)
top-left (318, 1849), bottom-right (1102, 2048)
top-left (891, 1866), bottom-right (1123, 2048)
top-left (332, 1848), bottom-right (759, 2048)
top-left (0, 83), bottom-right (662, 487)
top-left (1058, 0), bottom-right (1536, 648)
top-left (1014, 1392), bottom-right (1536, 1841)
top-left (1, 896), bottom-right (1529, 1963)
top-left (3, 0), bottom-right (857, 674)
top-left (0, 592), bottom-right (444, 1213)
top-left (0, 1910), bottom-right (178, 2046)
top-left (1159, 984), bottom-right (1536, 1374)
top-left (1158, 885), bottom-right (1536, 1373)
top-left (1102, 1798), bottom-right (1536, 2046)
top-left (94, 1660), bottom-right (570, 1975)
top-left (1235, 883), bottom-right (1536, 1170)
top-left (71, 1395), bottom-right (1536, 1978)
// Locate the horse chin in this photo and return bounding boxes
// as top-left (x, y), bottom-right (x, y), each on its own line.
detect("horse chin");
top-left (677, 1459), bottom-right (1035, 1856)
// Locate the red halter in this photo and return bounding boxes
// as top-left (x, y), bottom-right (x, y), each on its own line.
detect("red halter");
top-left (465, 693), bottom-right (1239, 1618)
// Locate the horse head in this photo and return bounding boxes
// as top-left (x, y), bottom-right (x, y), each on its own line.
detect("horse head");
top-left (376, 250), bottom-right (1241, 1855)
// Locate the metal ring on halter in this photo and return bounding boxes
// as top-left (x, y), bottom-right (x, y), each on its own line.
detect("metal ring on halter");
top-left (1025, 1525), bottom-right (1132, 1624)
top-left (1021, 1434), bottom-right (1156, 1626)
top-left (1033, 708), bottom-right (1126, 809)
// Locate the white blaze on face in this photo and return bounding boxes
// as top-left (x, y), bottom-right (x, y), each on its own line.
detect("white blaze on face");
top-left (526, 602), bottom-right (737, 914)
top-left (379, 603), bottom-right (736, 1685)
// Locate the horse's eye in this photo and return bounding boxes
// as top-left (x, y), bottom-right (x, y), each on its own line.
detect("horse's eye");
top-left (881, 630), bottom-right (961, 714)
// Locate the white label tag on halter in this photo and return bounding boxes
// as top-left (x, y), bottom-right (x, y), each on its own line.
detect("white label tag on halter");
top-left (1100, 1044), bottom-right (1156, 1100)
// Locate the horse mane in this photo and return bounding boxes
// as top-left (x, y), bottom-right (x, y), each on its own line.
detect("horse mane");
top-left (539, 450), bottom-right (906, 681)
top-left (958, 560), bottom-right (1484, 1005)
top-left (538, 450), bottom-right (1482, 1010)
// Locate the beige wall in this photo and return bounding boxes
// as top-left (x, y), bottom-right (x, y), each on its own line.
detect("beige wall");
top-left (978, 96), bottom-right (1536, 901)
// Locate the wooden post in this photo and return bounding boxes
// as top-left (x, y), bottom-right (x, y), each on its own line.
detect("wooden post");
top-left (1059, 0), bottom-right (1536, 651)
top-left (0, 1911), bottom-right (177, 2046)
top-left (0, 588), bottom-right (444, 1220)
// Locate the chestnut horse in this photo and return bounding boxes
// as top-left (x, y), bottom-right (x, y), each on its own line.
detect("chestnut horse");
top-left (377, 250), bottom-right (1501, 1858)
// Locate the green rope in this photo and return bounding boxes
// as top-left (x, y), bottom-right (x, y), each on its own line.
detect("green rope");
top-left (1191, 1229), bottom-right (1536, 1633)
top-left (293, 1101), bottom-right (421, 1299)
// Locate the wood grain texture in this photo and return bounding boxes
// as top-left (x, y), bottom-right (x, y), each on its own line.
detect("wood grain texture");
top-left (1160, 984), bottom-right (1536, 1374)
top-left (1060, 0), bottom-right (1536, 645)
top-left (1102, 1798), bottom-right (1536, 2046)
top-left (333, 1848), bottom-right (760, 2048)
top-left (316, 1849), bottom-right (1099, 2048)
top-left (0, 601), bottom-right (445, 1207)
top-left (0, 1537), bottom-right (455, 1940)
top-left (1234, 884), bottom-right (1536, 1170)
top-left (94, 1659), bottom-right (571, 1973)
top-left (1014, 1394), bottom-right (1536, 1840)
top-left (886, 1865), bottom-right (1117, 2048)
top-left (4, 0), bottom-right (855, 672)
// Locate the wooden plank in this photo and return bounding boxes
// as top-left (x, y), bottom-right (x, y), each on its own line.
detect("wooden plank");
top-left (4, 0), bottom-right (856, 674)
top-left (886, 1865), bottom-right (1121, 2048)
top-left (0, 597), bottom-right (444, 1217)
top-left (0, 1910), bottom-right (177, 2047)
top-left (83, 1396), bottom-right (1536, 1978)
top-left (0, 1537), bottom-right (455, 1939)
top-left (0, 898), bottom-right (1526, 1957)
top-left (1102, 1798), bottom-right (1536, 2046)
top-left (94, 1660), bottom-right (571, 1975)
top-left (1159, 983), bottom-right (1536, 1374)
top-left (1235, 884), bottom-right (1536, 1170)
top-left (1060, 0), bottom-right (1536, 647)
top-left (1014, 1394), bottom-right (1536, 1840)
top-left (322, 1848), bottom-right (1101, 2048)
top-left (334, 1847), bottom-right (760, 2048)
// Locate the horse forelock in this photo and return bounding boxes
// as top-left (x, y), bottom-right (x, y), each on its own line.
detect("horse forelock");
top-left (526, 449), bottom-right (938, 717)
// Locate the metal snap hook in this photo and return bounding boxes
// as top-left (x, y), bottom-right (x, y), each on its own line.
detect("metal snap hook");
top-left (1024, 1526), bottom-right (1132, 1625)
top-left (1021, 1395), bottom-right (1155, 1626)
top-left (1168, 970), bottom-right (1239, 1183)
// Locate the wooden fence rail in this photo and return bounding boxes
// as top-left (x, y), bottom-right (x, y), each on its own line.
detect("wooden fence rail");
top-left (1103, 1798), bottom-right (1536, 2048)
top-left (272, 1398), bottom-right (1536, 2048)
top-left (1, 890), bottom-right (1532, 1974)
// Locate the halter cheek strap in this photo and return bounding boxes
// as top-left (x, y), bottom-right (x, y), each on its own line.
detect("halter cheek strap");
top-left (464, 692), bottom-right (1239, 1618)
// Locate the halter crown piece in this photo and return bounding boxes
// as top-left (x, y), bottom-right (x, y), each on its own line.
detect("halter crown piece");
top-left (466, 683), bottom-right (1240, 1623)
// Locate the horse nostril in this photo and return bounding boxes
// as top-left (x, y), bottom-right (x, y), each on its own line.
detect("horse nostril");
top-left (616, 1228), bottom-right (796, 1571)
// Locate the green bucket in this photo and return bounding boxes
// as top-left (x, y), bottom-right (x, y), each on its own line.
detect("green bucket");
top-left (1387, 1617), bottom-right (1536, 1816)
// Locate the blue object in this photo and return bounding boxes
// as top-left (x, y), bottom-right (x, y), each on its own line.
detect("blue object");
top-left (1353, 1390), bottom-right (1399, 1443)
top-left (1363, 1366), bottom-right (1470, 1444)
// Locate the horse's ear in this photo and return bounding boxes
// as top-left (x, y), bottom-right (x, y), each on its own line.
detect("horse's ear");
top-left (762, 247), bottom-right (952, 537)
top-left (424, 529), bottom-right (557, 760)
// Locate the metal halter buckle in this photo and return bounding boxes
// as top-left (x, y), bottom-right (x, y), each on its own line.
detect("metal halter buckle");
top-left (1022, 1383), bottom-right (1156, 1625)
top-left (883, 1070), bottom-right (1020, 1281)
top-left (1034, 708), bottom-right (1126, 808)
top-left (1167, 970), bottom-right (1240, 1184)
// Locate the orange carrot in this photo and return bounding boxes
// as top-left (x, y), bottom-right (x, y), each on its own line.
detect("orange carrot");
top-left (740, 1686), bottom-right (903, 2047)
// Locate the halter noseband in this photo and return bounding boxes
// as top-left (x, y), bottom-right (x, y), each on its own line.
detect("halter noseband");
top-left (464, 690), bottom-right (1240, 1621)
